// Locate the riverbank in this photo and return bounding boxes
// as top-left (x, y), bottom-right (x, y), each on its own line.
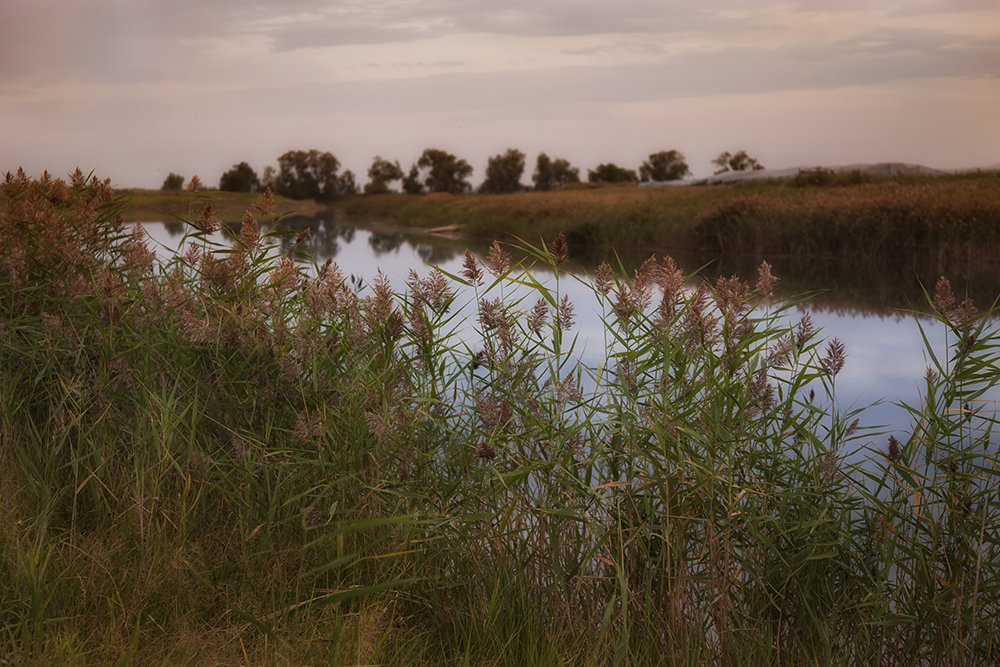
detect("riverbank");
top-left (118, 187), bottom-right (329, 223)
top-left (337, 172), bottom-right (1000, 266)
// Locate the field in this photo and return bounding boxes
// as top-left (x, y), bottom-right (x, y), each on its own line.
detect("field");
top-left (118, 187), bottom-right (328, 224)
top-left (3, 169), bottom-right (1000, 664)
top-left (339, 172), bottom-right (1000, 267)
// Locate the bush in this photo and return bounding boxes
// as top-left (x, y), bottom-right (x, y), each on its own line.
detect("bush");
top-left (588, 162), bottom-right (638, 183)
top-left (219, 161), bottom-right (260, 192)
top-left (161, 172), bottom-right (184, 190)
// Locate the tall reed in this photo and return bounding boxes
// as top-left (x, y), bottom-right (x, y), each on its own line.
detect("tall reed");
top-left (2, 169), bottom-right (998, 664)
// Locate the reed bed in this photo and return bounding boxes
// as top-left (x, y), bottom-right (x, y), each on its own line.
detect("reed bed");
top-left (2, 169), bottom-right (999, 664)
top-left (341, 174), bottom-right (1000, 270)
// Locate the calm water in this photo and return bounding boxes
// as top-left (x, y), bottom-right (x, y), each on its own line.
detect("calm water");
top-left (137, 212), bottom-right (999, 450)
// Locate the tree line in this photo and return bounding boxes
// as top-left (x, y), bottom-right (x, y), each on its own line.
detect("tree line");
top-left (161, 148), bottom-right (765, 200)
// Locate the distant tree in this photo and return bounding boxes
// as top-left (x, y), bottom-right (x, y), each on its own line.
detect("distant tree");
top-left (479, 148), bottom-right (526, 194)
top-left (161, 172), bottom-right (184, 191)
top-left (533, 153), bottom-right (581, 191)
top-left (364, 156), bottom-right (405, 194)
top-left (402, 165), bottom-right (424, 195)
top-left (416, 149), bottom-right (473, 194)
top-left (274, 149), bottom-right (342, 201)
top-left (338, 169), bottom-right (359, 195)
top-left (712, 150), bottom-right (765, 174)
top-left (588, 163), bottom-right (638, 184)
top-left (639, 150), bottom-right (690, 182)
top-left (219, 161), bottom-right (260, 192)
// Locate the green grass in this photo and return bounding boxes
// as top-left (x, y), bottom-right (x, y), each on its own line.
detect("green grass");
top-left (2, 168), bottom-right (1000, 664)
top-left (118, 186), bottom-right (330, 224)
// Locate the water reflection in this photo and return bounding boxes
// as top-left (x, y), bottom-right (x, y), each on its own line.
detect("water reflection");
top-left (135, 213), bottom-right (997, 440)
top-left (557, 245), bottom-right (1000, 321)
top-left (139, 210), bottom-right (998, 319)
top-left (368, 232), bottom-right (405, 255)
top-left (138, 211), bottom-right (463, 282)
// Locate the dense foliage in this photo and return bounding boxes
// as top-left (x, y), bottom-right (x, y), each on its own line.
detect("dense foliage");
top-left (533, 153), bottom-right (581, 191)
top-left (219, 160), bottom-right (260, 192)
top-left (365, 156), bottom-right (404, 194)
top-left (160, 172), bottom-right (184, 190)
top-left (712, 150), bottom-right (765, 175)
top-left (639, 150), bottom-right (691, 182)
top-left (274, 149), bottom-right (343, 201)
top-left (479, 148), bottom-right (526, 194)
top-left (415, 148), bottom-right (474, 194)
top-left (588, 163), bottom-right (639, 183)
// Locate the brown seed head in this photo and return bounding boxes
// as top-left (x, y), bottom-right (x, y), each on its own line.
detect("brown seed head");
top-left (933, 276), bottom-right (956, 319)
top-left (478, 297), bottom-right (502, 330)
top-left (633, 255), bottom-right (658, 295)
top-left (186, 174), bottom-right (202, 192)
top-left (767, 335), bottom-right (794, 367)
top-left (253, 187), bottom-right (275, 216)
top-left (239, 210), bottom-right (260, 249)
top-left (476, 392), bottom-right (513, 429)
top-left (887, 435), bottom-right (902, 463)
top-left (795, 313), bottom-right (816, 346)
top-left (488, 240), bottom-right (511, 274)
top-left (365, 412), bottom-right (392, 442)
top-left (822, 453), bottom-right (844, 484)
top-left (293, 412), bottom-right (326, 444)
top-left (821, 338), bottom-right (847, 376)
top-left (122, 223), bottom-right (155, 281)
top-left (550, 232), bottom-right (568, 265)
top-left (194, 204), bottom-right (221, 234)
top-left (756, 260), bottom-right (777, 298)
top-left (594, 262), bottom-right (614, 295)
top-left (657, 255), bottom-right (684, 300)
top-left (558, 294), bottom-right (575, 331)
top-left (461, 249), bottom-right (483, 285)
top-left (423, 270), bottom-right (453, 312)
top-left (556, 375), bottom-right (583, 403)
top-left (954, 298), bottom-right (978, 325)
top-left (270, 256), bottom-right (299, 293)
top-left (475, 440), bottom-right (497, 460)
top-left (714, 275), bottom-right (751, 316)
top-left (528, 298), bottom-right (549, 336)
top-left (613, 284), bottom-right (636, 331)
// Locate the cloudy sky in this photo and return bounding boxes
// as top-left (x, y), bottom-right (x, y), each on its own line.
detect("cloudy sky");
top-left (2, 0), bottom-right (998, 189)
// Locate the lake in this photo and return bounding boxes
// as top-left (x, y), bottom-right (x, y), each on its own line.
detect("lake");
top-left (137, 211), bottom-right (999, 451)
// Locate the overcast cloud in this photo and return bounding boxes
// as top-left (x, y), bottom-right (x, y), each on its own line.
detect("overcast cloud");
top-left (1, 0), bottom-right (998, 188)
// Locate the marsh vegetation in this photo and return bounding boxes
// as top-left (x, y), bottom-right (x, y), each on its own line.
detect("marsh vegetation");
top-left (2, 170), bottom-right (999, 664)
top-left (341, 172), bottom-right (1000, 269)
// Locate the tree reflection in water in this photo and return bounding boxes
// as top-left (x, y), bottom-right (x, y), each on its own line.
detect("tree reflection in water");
top-left (136, 215), bottom-right (998, 319)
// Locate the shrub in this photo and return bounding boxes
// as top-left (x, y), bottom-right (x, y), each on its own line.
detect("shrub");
top-left (161, 172), bottom-right (184, 190)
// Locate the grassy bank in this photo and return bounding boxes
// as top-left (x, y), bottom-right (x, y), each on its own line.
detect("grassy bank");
top-left (338, 173), bottom-right (1000, 266)
top-left (118, 187), bottom-right (329, 224)
top-left (3, 169), bottom-right (1000, 664)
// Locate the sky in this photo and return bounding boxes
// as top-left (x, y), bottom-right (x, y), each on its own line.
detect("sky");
top-left (2, 0), bottom-right (999, 189)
